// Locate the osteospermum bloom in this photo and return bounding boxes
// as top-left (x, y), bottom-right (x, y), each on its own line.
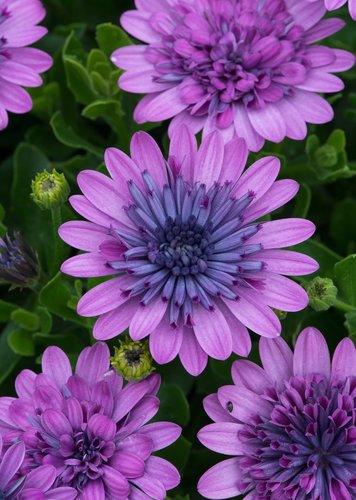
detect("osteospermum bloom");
top-left (59, 127), bottom-right (318, 375)
top-left (0, 438), bottom-right (76, 499)
top-left (0, 342), bottom-right (181, 499)
top-left (112, 0), bottom-right (355, 151)
top-left (0, 0), bottom-right (52, 130)
top-left (198, 328), bottom-right (356, 499)
top-left (307, 0), bottom-right (356, 20)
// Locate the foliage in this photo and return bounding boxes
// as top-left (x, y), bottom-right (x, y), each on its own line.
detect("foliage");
top-left (0, 2), bottom-right (355, 498)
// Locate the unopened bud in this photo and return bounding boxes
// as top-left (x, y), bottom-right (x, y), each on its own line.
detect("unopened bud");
top-left (31, 169), bottom-right (69, 210)
top-left (306, 277), bottom-right (338, 312)
top-left (111, 338), bottom-right (154, 381)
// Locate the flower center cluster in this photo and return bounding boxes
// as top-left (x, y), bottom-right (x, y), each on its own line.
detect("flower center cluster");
top-left (109, 171), bottom-right (263, 327)
top-left (149, 215), bottom-right (212, 276)
top-left (66, 430), bottom-right (113, 489)
top-left (150, 0), bottom-right (307, 121)
top-left (237, 375), bottom-right (356, 498)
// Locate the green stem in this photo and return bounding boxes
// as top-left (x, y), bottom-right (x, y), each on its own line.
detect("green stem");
top-left (51, 206), bottom-right (62, 275)
top-left (333, 299), bottom-right (355, 314)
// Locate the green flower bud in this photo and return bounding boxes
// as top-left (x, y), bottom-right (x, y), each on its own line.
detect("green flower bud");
top-left (314, 144), bottom-right (338, 170)
top-left (31, 169), bottom-right (70, 210)
top-left (306, 277), bottom-right (338, 312)
top-left (111, 338), bottom-right (154, 381)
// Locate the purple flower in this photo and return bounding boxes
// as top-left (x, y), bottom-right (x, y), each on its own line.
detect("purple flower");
top-left (0, 438), bottom-right (75, 499)
top-left (0, 0), bottom-right (52, 130)
top-left (198, 327), bottom-right (356, 499)
top-left (307, 0), bottom-right (356, 20)
top-left (59, 127), bottom-right (318, 375)
top-left (112, 0), bottom-right (355, 150)
top-left (0, 342), bottom-right (181, 499)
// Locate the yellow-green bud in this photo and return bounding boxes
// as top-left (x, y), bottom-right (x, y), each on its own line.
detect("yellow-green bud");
top-left (314, 144), bottom-right (338, 169)
top-left (273, 309), bottom-right (288, 320)
top-left (111, 338), bottom-right (154, 381)
top-left (306, 277), bottom-right (338, 312)
top-left (31, 169), bottom-right (70, 210)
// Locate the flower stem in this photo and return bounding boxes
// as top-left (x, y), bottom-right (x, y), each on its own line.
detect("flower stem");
top-left (51, 206), bottom-right (62, 275)
top-left (333, 299), bottom-right (355, 314)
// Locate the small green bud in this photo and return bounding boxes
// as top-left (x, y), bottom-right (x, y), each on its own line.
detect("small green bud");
top-left (314, 144), bottom-right (338, 170)
top-left (31, 169), bottom-right (70, 210)
top-left (306, 277), bottom-right (338, 312)
top-left (273, 309), bottom-right (288, 320)
top-left (111, 338), bottom-right (154, 381)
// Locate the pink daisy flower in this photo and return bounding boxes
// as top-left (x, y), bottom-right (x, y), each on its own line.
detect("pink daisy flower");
top-left (308, 0), bottom-right (356, 20)
top-left (198, 328), bottom-right (356, 499)
top-left (112, 0), bottom-right (355, 151)
top-left (0, 342), bottom-right (181, 499)
top-left (0, 0), bottom-right (52, 130)
top-left (59, 127), bottom-right (318, 376)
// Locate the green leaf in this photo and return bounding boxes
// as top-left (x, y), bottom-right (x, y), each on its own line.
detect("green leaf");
top-left (11, 309), bottom-right (39, 331)
top-left (158, 436), bottom-right (192, 472)
top-left (87, 49), bottom-right (109, 73)
top-left (8, 329), bottom-right (35, 357)
top-left (0, 324), bottom-right (21, 384)
top-left (96, 23), bottom-right (132, 56)
top-left (157, 383), bottom-right (190, 427)
top-left (345, 311), bottom-right (356, 340)
top-left (335, 255), bottom-right (356, 307)
top-left (330, 199), bottom-right (356, 254)
top-left (292, 183), bottom-right (311, 218)
top-left (50, 111), bottom-right (103, 156)
top-left (64, 56), bottom-right (99, 105)
top-left (39, 272), bottom-right (86, 325)
top-left (293, 240), bottom-right (341, 280)
top-left (0, 301), bottom-right (17, 323)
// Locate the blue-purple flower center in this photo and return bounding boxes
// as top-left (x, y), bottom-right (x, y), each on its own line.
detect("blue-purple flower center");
top-left (150, 0), bottom-right (307, 120)
top-left (109, 171), bottom-right (264, 328)
top-left (0, 237), bottom-right (24, 270)
top-left (237, 375), bottom-right (356, 498)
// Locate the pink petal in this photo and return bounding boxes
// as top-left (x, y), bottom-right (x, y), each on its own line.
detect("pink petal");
top-left (255, 249), bottom-right (319, 276)
top-left (259, 336), bottom-right (293, 385)
top-left (138, 422), bottom-right (181, 451)
top-left (149, 322), bottom-right (183, 364)
top-left (203, 394), bottom-right (236, 423)
top-left (135, 86), bottom-right (187, 123)
top-left (42, 347), bottom-right (72, 389)
top-left (331, 337), bottom-right (356, 380)
top-left (231, 360), bottom-right (272, 394)
top-left (192, 305), bottom-right (232, 360)
top-left (222, 289), bottom-right (281, 338)
top-left (248, 104), bottom-right (286, 143)
top-left (195, 131), bottom-right (225, 187)
top-left (248, 218), bottom-right (316, 248)
top-left (61, 253), bottom-right (115, 278)
top-left (234, 104), bottom-right (265, 152)
top-left (293, 327), bottom-right (331, 378)
top-left (93, 299), bottom-right (139, 340)
top-left (219, 137), bottom-right (248, 184)
top-left (198, 458), bottom-right (243, 499)
top-left (232, 156), bottom-right (280, 202)
top-left (130, 132), bottom-right (168, 189)
top-left (130, 300), bottom-right (168, 341)
top-left (178, 327), bottom-right (208, 376)
top-left (77, 276), bottom-right (133, 317)
top-left (169, 124), bottom-right (197, 183)
top-left (58, 221), bottom-right (110, 252)
top-left (75, 342), bottom-right (110, 385)
top-left (198, 422), bottom-right (244, 455)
